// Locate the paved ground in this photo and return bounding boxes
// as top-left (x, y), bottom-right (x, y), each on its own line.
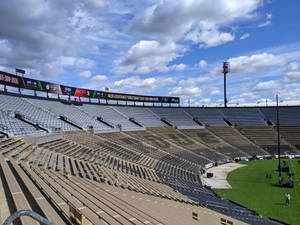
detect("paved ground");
top-left (201, 163), bottom-right (247, 189)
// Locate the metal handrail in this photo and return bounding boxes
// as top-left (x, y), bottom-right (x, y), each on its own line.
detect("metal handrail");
top-left (3, 210), bottom-right (56, 225)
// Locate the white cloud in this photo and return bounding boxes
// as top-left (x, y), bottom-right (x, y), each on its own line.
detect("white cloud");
top-left (258, 13), bottom-right (272, 27)
top-left (279, 83), bottom-right (300, 101)
top-left (82, 0), bottom-right (106, 9)
top-left (131, 0), bottom-right (262, 41)
top-left (194, 98), bottom-right (211, 106)
top-left (254, 80), bottom-right (281, 91)
top-left (285, 62), bottom-right (300, 81)
top-left (230, 92), bottom-right (258, 104)
top-left (178, 76), bottom-right (211, 87)
top-left (170, 63), bottom-right (187, 71)
top-left (92, 75), bottom-right (108, 82)
top-left (229, 53), bottom-right (286, 75)
top-left (113, 76), bottom-right (175, 92)
top-left (240, 33), bottom-right (250, 40)
top-left (114, 40), bottom-right (184, 74)
top-left (59, 57), bottom-right (95, 69)
top-left (258, 20), bottom-right (271, 28)
top-left (210, 89), bottom-right (220, 95)
top-left (79, 70), bottom-right (92, 78)
top-left (169, 86), bottom-right (203, 98)
top-left (197, 60), bottom-right (207, 69)
top-left (266, 13), bottom-right (272, 20)
top-left (0, 0), bottom-right (142, 78)
top-left (185, 25), bottom-right (234, 48)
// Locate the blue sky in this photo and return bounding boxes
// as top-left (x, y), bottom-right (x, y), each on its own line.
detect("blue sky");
top-left (0, 0), bottom-right (300, 106)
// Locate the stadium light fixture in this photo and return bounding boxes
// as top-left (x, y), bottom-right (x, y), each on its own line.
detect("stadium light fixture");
top-left (223, 62), bottom-right (230, 108)
top-left (15, 68), bottom-right (25, 78)
top-left (15, 68), bottom-right (25, 75)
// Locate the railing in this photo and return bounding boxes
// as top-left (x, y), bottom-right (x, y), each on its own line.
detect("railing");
top-left (3, 210), bottom-right (56, 225)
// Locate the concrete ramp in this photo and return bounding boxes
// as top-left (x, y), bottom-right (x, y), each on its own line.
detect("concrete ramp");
top-left (201, 163), bottom-right (247, 189)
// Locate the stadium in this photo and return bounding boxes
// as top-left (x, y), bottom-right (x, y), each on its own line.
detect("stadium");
top-left (1, 1), bottom-right (300, 225)
top-left (0, 69), bottom-right (299, 225)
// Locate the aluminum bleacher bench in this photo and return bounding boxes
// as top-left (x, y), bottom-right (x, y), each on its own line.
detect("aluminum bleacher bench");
top-left (10, 160), bottom-right (67, 225)
top-left (31, 166), bottom-right (105, 225)
top-left (0, 157), bottom-right (39, 225)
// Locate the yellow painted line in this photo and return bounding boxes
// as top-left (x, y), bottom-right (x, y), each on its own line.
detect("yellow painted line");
top-left (113, 214), bottom-right (121, 218)
top-left (129, 218), bottom-right (137, 221)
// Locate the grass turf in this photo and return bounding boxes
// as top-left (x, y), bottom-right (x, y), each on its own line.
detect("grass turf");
top-left (214, 159), bottom-right (300, 225)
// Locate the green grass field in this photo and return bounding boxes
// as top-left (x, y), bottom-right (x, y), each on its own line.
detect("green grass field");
top-left (214, 159), bottom-right (300, 225)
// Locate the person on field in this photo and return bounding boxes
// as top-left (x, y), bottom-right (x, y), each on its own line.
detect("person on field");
top-left (279, 176), bottom-right (283, 185)
top-left (285, 193), bottom-right (290, 206)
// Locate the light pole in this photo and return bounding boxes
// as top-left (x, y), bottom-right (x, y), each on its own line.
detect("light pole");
top-left (276, 94), bottom-right (281, 179)
top-left (223, 62), bottom-right (230, 108)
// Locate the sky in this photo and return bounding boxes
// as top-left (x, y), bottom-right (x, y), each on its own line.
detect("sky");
top-left (0, 0), bottom-right (300, 106)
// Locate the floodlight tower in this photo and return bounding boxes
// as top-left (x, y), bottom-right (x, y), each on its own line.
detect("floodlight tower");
top-left (276, 94), bottom-right (281, 177)
top-left (223, 62), bottom-right (230, 108)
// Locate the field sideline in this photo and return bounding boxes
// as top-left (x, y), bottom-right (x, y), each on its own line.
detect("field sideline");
top-left (214, 159), bottom-right (300, 225)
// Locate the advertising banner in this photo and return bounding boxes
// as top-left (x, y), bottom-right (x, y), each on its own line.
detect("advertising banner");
top-left (0, 72), bottom-right (21, 88)
top-left (0, 71), bottom-right (180, 103)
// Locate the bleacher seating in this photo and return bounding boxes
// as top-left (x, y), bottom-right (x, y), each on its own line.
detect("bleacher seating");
top-left (146, 127), bottom-right (213, 165)
top-left (149, 108), bottom-right (199, 127)
top-left (184, 108), bottom-right (228, 126)
top-left (260, 107), bottom-right (300, 126)
top-left (0, 135), bottom-right (282, 225)
top-left (180, 128), bottom-right (247, 158)
top-left (219, 108), bottom-right (267, 126)
top-left (114, 106), bottom-right (166, 127)
top-left (0, 94), bottom-right (75, 132)
top-left (81, 104), bottom-right (140, 130)
top-left (238, 126), bottom-right (297, 155)
top-left (207, 126), bottom-right (268, 156)
top-left (0, 92), bottom-right (297, 225)
top-left (279, 126), bottom-right (300, 150)
top-left (0, 110), bottom-right (44, 136)
top-left (27, 98), bottom-right (111, 131)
